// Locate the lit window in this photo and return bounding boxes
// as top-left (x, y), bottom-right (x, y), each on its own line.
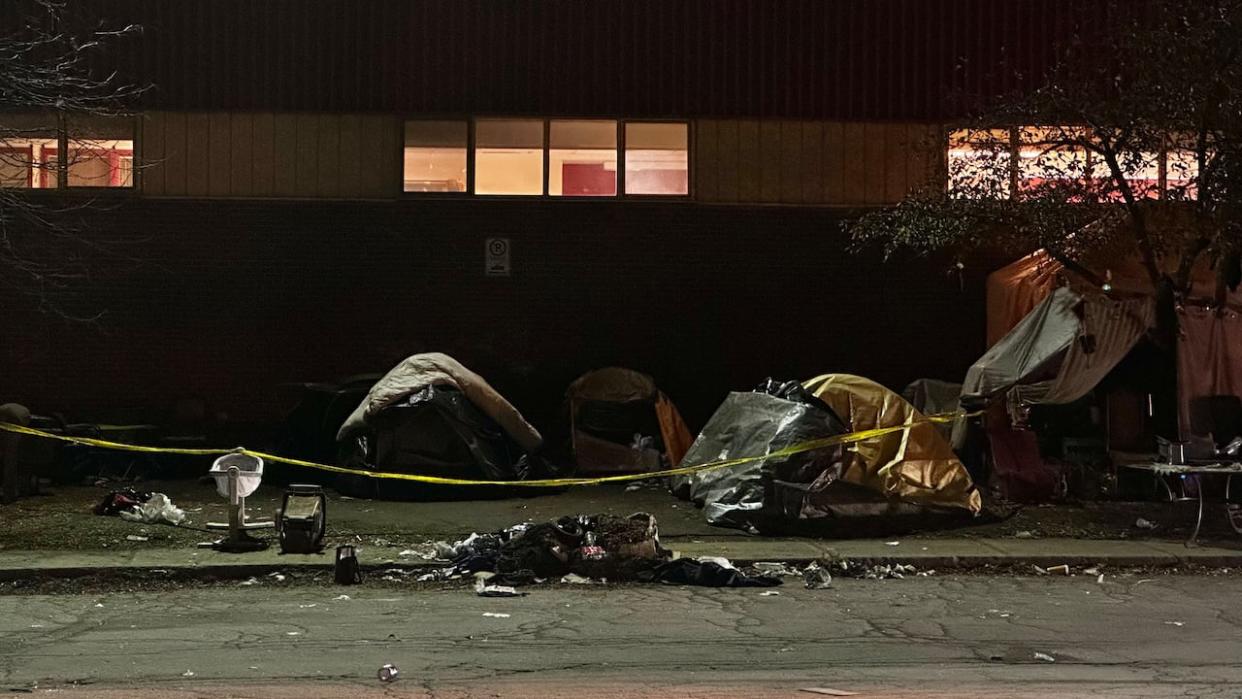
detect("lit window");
top-left (1017, 127), bottom-right (1088, 196)
top-left (1110, 150), bottom-right (1161, 200)
top-left (0, 137), bottom-right (62, 189)
top-left (947, 129), bottom-right (1011, 199)
top-left (624, 122), bottom-right (688, 195)
top-left (64, 118), bottom-right (134, 188)
top-left (474, 119), bottom-right (544, 195)
top-left (0, 117), bottom-right (134, 189)
top-left (1165, 149), bottom-right (1201, 201)
top-left (549, 120), bottom-right (616, 196)
top-left (403, 121), bottom-right (467, 192)
top-left (66, 140), bottom-right (134, 187)
top-left (0, 141), bottom-right (36, 188)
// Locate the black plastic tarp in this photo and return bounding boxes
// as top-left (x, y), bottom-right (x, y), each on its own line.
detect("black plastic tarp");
top-left (672, 387), bottom-right (977, 536)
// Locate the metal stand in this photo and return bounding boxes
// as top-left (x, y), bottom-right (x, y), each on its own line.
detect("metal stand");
top-left (1227, 475), bottom-right (1242, 535)
top-left (1127, 462), bottom-right (1242, 548)
top-left (201, 465), bottom-right (274, 553)
top-left (1190, 476), bottom-right (1204, 548)
top-left (1154, 473), bottom-right (1205, 547)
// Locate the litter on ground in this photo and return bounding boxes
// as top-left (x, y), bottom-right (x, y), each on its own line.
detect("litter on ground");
top-left (118, 493), bottom-right (187, 526)
top-left (476, 579), bottom-right (528, 597)
top-left (802, 563), bottom-right (833, 589)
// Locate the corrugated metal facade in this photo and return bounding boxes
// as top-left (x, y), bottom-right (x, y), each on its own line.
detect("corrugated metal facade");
top-left (64, 0), bottom-right (1108, 120)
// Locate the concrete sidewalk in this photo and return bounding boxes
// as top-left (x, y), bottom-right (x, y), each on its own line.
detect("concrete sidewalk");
top-left (2, 536), bottom-right (1240, 581)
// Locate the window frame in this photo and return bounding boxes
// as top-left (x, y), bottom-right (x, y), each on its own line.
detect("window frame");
top-left (399, 116), bottom-right (692, 201)
top-left (472, 116), bottom-right (548, 197)
top-left (621, 119), bottom-right (693, 199)
top-left (0, 115), bottom-right (139, 194)
top-left (400, 117), bottom-right (472, 197)
top-left (947, 125), bottom-right (1180, 203)
top-left (547, 118), bottom-right (620, 198)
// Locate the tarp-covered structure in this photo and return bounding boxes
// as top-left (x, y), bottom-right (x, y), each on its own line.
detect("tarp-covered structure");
top-left (565, 367), bottom-right (694, 473)
top-left (335, 353), bottom-right (550, 497)
top-left (973, 251), bottom-right (1242, 441)
top-left (806, 374), bottom-right (981, 513)
top-left (673, 376), bottom-right (979, 535)
top-left (962, 286), bottom-right (1155, 410)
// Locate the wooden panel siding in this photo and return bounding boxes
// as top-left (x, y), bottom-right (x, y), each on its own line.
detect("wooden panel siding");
top-left (687, 118), bottom-right (944, 206)
top-left (135, 111), bottom-right (946, 205)
top-left (138, 111), bottom-right (398, 199)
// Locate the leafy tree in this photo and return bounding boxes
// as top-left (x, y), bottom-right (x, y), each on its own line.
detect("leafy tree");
top-left (849, 0), bottom-right (1242, 307)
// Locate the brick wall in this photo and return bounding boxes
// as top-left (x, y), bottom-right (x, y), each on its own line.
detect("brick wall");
top-left (3, 198), bottom-right (988, 435)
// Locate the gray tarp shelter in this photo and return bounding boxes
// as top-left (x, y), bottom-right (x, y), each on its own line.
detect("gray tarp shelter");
top-left (960, 287), bottom-right (1155, 408)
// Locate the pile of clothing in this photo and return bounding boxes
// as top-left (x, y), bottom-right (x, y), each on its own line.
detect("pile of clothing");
top-left (430, 513), bottom-right (781, 588)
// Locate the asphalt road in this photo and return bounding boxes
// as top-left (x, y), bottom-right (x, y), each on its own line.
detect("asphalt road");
top-left (2, 575), bottom-right (1240, 698)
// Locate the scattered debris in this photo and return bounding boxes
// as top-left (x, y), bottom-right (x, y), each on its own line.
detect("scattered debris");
top-left (481, 612), bottom-right (511, 618)
top-left (639, 559), bottom-right (782, 588)
top-left (1033, 652), bottom-right (1056, 663)
top-left (298, 604), bottom-right (318, 609)
top-left (696, 556), bottom-right (737, 570)
top-left (93, 603), bottom-right (104, 608)
top-left (475, 579), bottom-right (528, 597)
top-left (119, 493), bottom-right (187, 525)
top-left (125, 535), bottom-right (149, 542)
top-left (759, 590), bottom-right (781, 596)
top-left (378, 568), bottom-right (415, 578)
top-left (1135, 518), bottom-right (1158, 530)
top-left (802, 563), bottom-right (833, 590)
top-left (268, 572), bottom-right (287, 583)
top-left (885, 541), bottom-right (901, 546)
top-left (560, 573), bottom-right (595, 585)
top-left (238, 577), bottom-right (260, 587)
top-left (397, 546), bottom-right (439, 560)
top-left (827, 559), bottom-right (921, 581)
top-left (1014, 530), bottom-right (1034, 539)
top-left (1033, 565), bottom-right (1049, 576)
top-left (93, 489), bottom-right (151, 517)
top-left (181, 670), bottom-right (196, 678)
top-left (625, 483), bottom-right (642, 492)
top-left (871, 563), bottom-right (915, 579)
top-left (1097, 574), bottom-right (1106, 584)
top-left (285, 631), bottom-right (301, 636)
top-left (800, 689), bottom-right (858, 697)
top-left (1084, 566), bottom-right (1100, 576)
top-left (1047, 564), bottom-right (1070, 575)
top-left (377, 664), bottom-right (400, 682)
top-left (1164, 621), bottom-right (1185, 627)
top-left (752, 562), bottom-right (801, 578)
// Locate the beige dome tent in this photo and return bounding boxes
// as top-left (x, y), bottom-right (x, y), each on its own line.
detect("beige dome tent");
top-left (566, 367), bottom-right (693, 474)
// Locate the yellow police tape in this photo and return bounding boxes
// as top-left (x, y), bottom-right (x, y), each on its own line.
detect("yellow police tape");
top-left (0, 411), bottom-right (976, 488)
